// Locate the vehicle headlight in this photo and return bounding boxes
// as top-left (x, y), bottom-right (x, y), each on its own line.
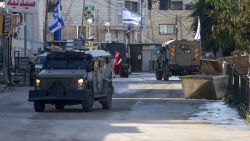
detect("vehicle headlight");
top-left (35, 79), bottom-right (40, 89)
top-left (77, 78), bottom-right (84, 90)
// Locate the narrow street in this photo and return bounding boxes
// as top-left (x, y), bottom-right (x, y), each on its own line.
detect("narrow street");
top-left (0, 73), bottom-right (250, 141)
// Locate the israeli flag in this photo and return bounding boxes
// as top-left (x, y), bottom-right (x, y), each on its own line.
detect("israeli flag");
top-left (195, 17), bottom-right (201, 40)
top-left (49, 0), bottom-right (64, 33)
top-left (123, 7), bottom-right (141, 26)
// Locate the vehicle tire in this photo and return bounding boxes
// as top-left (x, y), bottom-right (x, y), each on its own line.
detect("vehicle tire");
top-left (34, 101), bottom-right (45, 112)
top-left (101, 88), bottom-right (112, 110)
top-left (163, 71), bottom-right (169, 81)
top-left (55, 104), bottom-right (64, 110)
top-left (156, 71), bottom-right (163, 80)
top-left (82, 92), bottom-right (94, 112)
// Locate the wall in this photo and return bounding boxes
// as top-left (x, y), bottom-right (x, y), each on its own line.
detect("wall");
top-left (12, 0), bottom-right (45, 57)
top-left (56, 0), bottom-right (150, 43)
top-left (11, 0), bottom-right (150, 56)
top-left (142, 44), bottom-right (155, 72)
top-left (148, 0), bottom-right (195, 43)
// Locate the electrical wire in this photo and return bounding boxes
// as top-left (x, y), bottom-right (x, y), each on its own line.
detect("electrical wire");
top-left (152, 4), bottom-right (176, 18)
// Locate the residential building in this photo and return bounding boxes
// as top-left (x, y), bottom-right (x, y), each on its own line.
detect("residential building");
top-left (6, 0), bottom-right (151, 56)
top-left (57, 0), bottom-right (150, 44)
top-left (148, 0), bottom-right (195, 43)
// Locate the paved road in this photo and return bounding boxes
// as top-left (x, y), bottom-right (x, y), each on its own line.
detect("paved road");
top-left (0, 73), bottom-right (250, 141)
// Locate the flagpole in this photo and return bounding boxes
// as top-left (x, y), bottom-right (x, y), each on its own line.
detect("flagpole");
top-left (44, 0), bottom-right (49, 50)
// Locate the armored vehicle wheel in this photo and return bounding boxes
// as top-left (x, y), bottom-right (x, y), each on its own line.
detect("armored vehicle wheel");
top-left (163, 72), bottom-right (169, 81)
top-left (34, 101), bottom-right (45, 112)
top-left (82, 93), bottom-right (94, 112)
top-left (101, 89), bottom-right (112, 110)
top-left (55, 104), bottom-right (64, 110)
top-left (156, 71), bottom-right (163, 80)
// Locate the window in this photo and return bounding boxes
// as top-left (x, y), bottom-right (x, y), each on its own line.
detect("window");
top-left (171, 1), bottom-right (183, 10)
top-left (159, 0), bottom-right (171, 10)
top-left (159, 24), bottom-right (176, 35)
top-left (125, 1), bottom-right (140, 14)
top-left (45, 58), bottom-right (90, 70)
top-left (148, 0), bottom-right (152, 10)
top-left (48, 0), bottom-right (56, 12)
top-left (185, 3), bottom-right (195, 10)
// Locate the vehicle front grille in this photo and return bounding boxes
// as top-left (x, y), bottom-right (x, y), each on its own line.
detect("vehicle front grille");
top-left (40, 78), bottom-right (78, 90)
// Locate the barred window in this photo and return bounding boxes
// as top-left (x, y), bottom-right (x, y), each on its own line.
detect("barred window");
top-left (125, 1), bottom-right (140, 14)
top-left (159, 24), bottom-right (176, 35)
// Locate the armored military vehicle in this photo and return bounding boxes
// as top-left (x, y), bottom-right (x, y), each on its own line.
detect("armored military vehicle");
top-left (34, 52), bottom-right (49, 71)
top-left (155, 40), bottom-right (201, 81)
top-left (30, 52), bottom-right (49, 86)
top-left (28, 50), bottom-right (113, 112)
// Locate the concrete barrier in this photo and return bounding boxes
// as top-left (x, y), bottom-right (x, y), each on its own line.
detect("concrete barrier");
top-left (180, 75), bottom-right (229, 100)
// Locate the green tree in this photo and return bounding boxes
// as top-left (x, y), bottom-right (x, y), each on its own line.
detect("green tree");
top-left (191, 0), bottom-right (250, 56)
top-left (190, 0), bottom-right (217, 54)
top-left (207, 0), bottom-right (250, 53)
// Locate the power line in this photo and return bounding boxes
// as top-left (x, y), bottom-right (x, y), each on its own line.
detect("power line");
top-left (152, 4), bottom-right (176, 18)
top-left (95, 0), bottom-right (121, 11)
top-left (151, 8), bottom-right (176, 20)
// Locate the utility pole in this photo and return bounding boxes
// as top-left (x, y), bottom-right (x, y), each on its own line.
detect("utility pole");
top-left (180, 15), bottom-right (182, 40)
top-left (96, 9), bottom-right (99, 43)
top-left (44, 0), bottom-right (49, 49)
top-left (140, 0), bottom-right (143, 43)
top-left (108, 0), bottom-right (111, 22)
top-left (24, 14), bottom-right (27, 57)
top-left (81, 0), bottom-right (85, 36)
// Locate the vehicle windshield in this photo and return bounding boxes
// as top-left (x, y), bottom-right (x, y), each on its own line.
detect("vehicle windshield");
top-left (45, 58), bottom-right (90, 70)
top-left (35, 57), bottom-right (46, 65)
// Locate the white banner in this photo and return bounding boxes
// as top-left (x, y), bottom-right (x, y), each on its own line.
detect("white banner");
top-left (5, 0), bottom-right (38, 14)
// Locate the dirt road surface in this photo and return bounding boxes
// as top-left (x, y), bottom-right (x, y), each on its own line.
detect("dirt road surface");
top-left (0, 73), bottom-right (249, 141)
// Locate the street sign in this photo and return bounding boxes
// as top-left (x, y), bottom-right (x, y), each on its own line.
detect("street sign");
top-left (0, 14), bottom-right (17, 36)
top-left (5, 0), bottom-right (38, 14)
top-left (84, 5), bottom-right (95, 20)
top-left (0, 15), bottom-right (3, 36)
top-left (3, 15), bottom-right (11, 34)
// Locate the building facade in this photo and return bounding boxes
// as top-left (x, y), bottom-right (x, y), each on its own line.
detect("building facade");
top-left (7, 0), bottom-right (151, 56)
top-left (4, 0), bottom-right (196, 56)
top-left (148, 0), bottom-right (195, 43)
top-left (57, 0), bottom-right (150, 44)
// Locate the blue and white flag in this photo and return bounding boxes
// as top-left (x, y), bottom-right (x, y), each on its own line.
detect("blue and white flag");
top-left (195, 17), bottom-right (201, 40)
top-left (123, 7), bottom-right (141, 26)
top-left (48, 0), bottom-right (64, 33)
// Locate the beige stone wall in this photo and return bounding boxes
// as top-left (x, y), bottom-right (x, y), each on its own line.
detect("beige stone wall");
top-left (54, 0), bottom-right (149, 43)
top-left (148, 8), bottom-right (195, 43)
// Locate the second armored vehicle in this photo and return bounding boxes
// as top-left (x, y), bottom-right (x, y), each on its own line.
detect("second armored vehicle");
top-left (155, 40), bottom-right (201, 80)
